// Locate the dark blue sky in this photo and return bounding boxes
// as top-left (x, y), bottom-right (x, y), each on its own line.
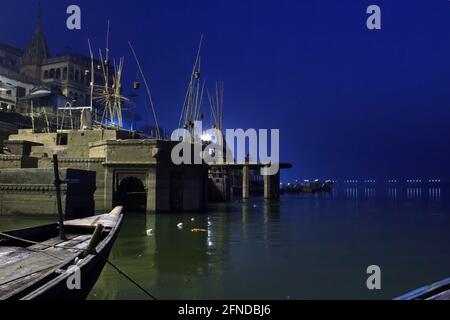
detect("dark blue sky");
top-left (1, 0), bottom-right (450, 182)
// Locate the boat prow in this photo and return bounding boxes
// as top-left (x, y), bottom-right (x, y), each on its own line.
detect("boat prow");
top-left (396, 278), bottom-right (450, 300)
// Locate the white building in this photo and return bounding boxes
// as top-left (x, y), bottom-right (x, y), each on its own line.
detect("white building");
top-left (0, 66), bottom-right (39, 112)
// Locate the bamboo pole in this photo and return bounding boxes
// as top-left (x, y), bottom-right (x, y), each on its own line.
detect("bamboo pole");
top-left (52, 154), bottom-right (66, 241)
top-left (129, 41), bottom-right (161, 139)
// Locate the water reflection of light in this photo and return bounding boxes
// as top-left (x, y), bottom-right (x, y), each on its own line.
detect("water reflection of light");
top-left (345, 188), bottom-right (358, 199)
top-left (332, 188), bottom-right (338, 197)
top-left (364, 188), bottom-right (376, 198)
top-left (429, 188), bottom-right (441, 200)
top-left (388, 188), bottom-right (398, 199)
top-left (207, 219), bottom-right (214, 248)
top-left (407, 188), bottom-right (422, 199)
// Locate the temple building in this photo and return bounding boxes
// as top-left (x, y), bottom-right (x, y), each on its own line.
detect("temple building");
top-left (0, 5), bottom-right (108, 128)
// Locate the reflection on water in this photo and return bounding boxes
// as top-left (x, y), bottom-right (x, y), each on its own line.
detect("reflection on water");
top-left (1, 186), bottom-right (449, 300)
top-left (344, 188), bottom-right (359, 199)
top-left (388, 188), bottom-right (398, 199)
top-left (87, 185), bottom-right (450, 300)
top-left (429, 188), bottom-right (441, 200)
top-left (364, 188), bottom-right (376, 198)
top-left (407, 188), bottom-right (422, 200)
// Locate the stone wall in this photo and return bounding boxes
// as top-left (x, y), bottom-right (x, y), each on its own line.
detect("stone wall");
top-left (0, 131), bottom-right (210, 214)
top-left (9, 130), bottom-right (62, 146)
top-left (0, 168), bottom-right (96, 218)
top-left (3, 140), bottom-right (42, 156)
top-left (0, 155), bottom-right (38, 169)
top-left (66, 130), bottom-right (135, 158)
top-left (38, 157), bottom-right (105, 213)
top-left (90, 139), bottom-right (160, 165)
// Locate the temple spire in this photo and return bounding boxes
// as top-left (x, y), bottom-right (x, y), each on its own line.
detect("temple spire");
top-left (20, 1), bottom-right (50, 78)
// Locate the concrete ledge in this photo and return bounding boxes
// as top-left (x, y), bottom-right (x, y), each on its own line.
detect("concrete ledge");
top-left (54, 157), bottom-right (105, 164)
top-left (0, 184), bottom-right (67, 192)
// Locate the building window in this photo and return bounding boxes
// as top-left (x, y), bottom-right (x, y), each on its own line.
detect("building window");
top-left (63, 67), bottom-right (68, 80)
top-left (49, 69), bottom-right (55, 78)
top-left (43, 70), bottom-right (49, 79)
top-left (75, 70), bottom-right (79, 82)
top-left (56, 68), bottom-right (61, 80)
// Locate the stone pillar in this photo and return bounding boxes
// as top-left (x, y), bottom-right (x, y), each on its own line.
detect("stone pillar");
top-left (146, 168), bottom-right (157, 214)
top-left (264, 171), bottom-right (280, 201)
top-left (103, 167), bottom-right (114, 213)
top-left (242, 165), bottom-right (250, 200)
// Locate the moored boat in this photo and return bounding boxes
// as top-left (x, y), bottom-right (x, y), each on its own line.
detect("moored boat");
top-left (0, 207), bottom-right (123, 300)
top-left (396, 278), bottom-right (450, 300)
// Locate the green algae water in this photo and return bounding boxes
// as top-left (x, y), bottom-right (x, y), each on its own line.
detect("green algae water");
top-left (1, 185), bottom-right (449, 300)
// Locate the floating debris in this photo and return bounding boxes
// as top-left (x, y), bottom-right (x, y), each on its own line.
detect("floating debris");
top-left (146, 229), bottom-right (154, 236)
top-left (191, 228), bottom-right (208, 233)
top-left (177, 223), bottom-right (184, 230)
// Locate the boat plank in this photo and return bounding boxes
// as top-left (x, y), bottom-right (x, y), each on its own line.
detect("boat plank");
top-left (43, 235), bottom-right (92, 257)
top-left (53, 235), bottom-right (91, 249)
top-left (0, 247), bottom-right (34, 268)
top-left (0, 250), bottom-right (63, 288)
top-left (29, 234), bottom-right (80, 250)
top-left (64, 213), bottom-right (118, 229)
top-left (0, 267), bottom-right (57, 299)
top-left (0, 235), bottom-right (91, 292)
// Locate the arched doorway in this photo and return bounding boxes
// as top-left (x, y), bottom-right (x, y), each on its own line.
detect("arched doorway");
top-left (115, 177), bottom-right (147, 213)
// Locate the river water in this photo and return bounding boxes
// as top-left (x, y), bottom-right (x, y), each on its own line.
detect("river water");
top-left (1, 185), bottom-right (449, 300)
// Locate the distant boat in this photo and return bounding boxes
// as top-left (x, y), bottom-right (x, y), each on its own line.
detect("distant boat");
top-left (321, 180), bottom-right (334, 193)
top-left (396, 278), bottom-right (450, 300)
top-left (0, 207), bottom-right (123, 300)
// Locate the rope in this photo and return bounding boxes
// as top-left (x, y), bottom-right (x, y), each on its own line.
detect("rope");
top-left (0, 232), bottom-right (157, 300)
top-left (98, 253), bottom-right (157, 300)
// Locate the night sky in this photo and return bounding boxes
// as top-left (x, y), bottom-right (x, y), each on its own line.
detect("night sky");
top-left (1, 0), bottom-right (450, 182)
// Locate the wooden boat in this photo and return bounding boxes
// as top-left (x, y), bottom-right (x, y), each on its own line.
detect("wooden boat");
top-left (0, 207), bottom-right (123, 300)
top-left (396, 278), bottom-right (450, 300)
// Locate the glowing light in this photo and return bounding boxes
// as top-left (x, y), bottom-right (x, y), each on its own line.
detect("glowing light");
top-left (201, 133), bottom-right (212, 142)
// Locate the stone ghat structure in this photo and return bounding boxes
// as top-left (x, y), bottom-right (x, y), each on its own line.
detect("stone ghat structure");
top-left (0, 129), bottom-right (208, 214)
top-left (0, 168), bottom-right (95, 218)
